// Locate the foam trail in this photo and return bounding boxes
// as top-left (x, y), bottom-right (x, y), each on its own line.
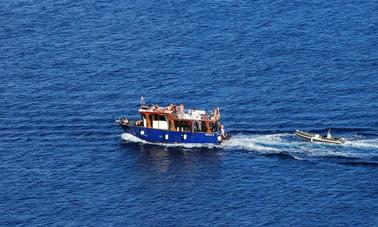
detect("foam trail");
top-left (121, 132), bottom-right (378, 159)
top-left (121, 133), bottom-right (145, 143)
top-left (221, 133), bottom-right (291, 152)
top-left (223, 133), bottom-right (378, 160)
top-left (344, 139), bottom-right (378, 149)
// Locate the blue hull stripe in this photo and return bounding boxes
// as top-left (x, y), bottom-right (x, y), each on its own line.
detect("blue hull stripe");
top-left (121, 125), bottom-right (221, 144)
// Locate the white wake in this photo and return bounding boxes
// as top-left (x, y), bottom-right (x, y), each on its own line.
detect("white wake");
top-left (344, 139), bottom-right (378, 149)
top-left (121, 132), bottom-right (378, 159)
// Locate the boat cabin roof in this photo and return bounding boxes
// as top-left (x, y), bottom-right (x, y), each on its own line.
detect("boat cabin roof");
top-left (139, 103), bottom-right (220, 122)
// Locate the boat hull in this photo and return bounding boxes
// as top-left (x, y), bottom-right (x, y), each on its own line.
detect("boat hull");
top-left (120, 125), bottom-right (224, 145)
top-left (295, 130), bottom-right (345, 144)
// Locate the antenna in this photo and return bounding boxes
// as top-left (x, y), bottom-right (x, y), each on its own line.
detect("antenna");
top-left (140, 96), bottom-right (145, 107)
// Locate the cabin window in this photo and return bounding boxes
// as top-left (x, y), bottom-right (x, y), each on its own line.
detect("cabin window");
top-left (201, 121), bottom-right (207, 132)
top-left (175, 120), bottom-right (191, 132)
top-left (192, 121), bottom-right (207, 132)
top-left (152, 114), bottom-right (169, 130)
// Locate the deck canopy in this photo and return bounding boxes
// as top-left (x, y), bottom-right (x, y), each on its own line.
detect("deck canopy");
top-left (138, 103), bottom-right (221, 133)
top-left (139, 104), bottom-right (220, 121)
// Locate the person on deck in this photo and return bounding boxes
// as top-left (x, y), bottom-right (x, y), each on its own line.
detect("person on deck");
top-left (220, 124), bottom-right (225, 137)
top-left (327, 129), bottom-right (332, 139)
top-left (178, 104), bottom-right (184, 118)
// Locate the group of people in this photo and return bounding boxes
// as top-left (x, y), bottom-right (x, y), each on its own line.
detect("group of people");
top-left (140, 96), bottom-right (222, 120)
top-left (139, 96), bottom-right (225, 135)
top-left (140, 96), bottom-right (184, 114)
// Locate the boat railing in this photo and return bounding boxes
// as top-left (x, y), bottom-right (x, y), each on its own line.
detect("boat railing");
top-left (139, 104), bottom-right (221, 121)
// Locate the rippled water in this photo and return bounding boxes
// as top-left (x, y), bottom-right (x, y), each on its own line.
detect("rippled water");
top-left (1, 0), bottom-right (378, 226)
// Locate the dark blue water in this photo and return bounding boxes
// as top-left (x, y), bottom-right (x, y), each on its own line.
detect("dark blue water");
top-left (1, 0), bottom-right (378, 225)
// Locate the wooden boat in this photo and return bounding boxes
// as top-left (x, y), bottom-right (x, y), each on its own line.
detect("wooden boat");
top-left (295, 130), bottom-right (345, 144)
top-left (117, 97), bottom-right (231, 145)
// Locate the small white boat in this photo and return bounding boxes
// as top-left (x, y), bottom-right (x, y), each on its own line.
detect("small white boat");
top-left (295, 130), bottom-right (345, 144)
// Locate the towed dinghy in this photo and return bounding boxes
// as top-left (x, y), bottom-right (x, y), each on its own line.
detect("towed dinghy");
top-left (295, 130), bottom-right (345, 144)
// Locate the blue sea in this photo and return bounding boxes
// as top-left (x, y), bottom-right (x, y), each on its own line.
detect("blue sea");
top-left (1, 0), bottom-right (378, 226)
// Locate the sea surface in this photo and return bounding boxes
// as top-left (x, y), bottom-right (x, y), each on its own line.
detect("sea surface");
top-left (1, 0), bottom-right (378, 226)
